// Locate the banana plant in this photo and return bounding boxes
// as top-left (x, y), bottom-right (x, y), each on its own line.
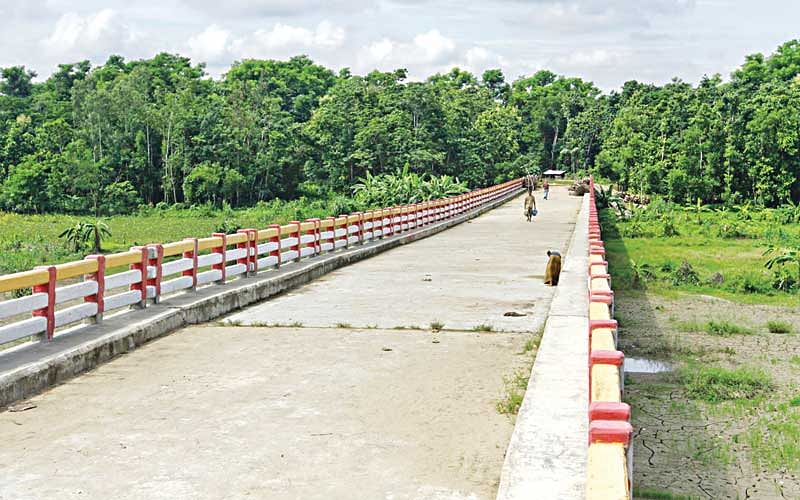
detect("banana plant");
top-left (763, 243), bottom-right (800, 291)
top-left (59, 220), bottom-right (112, 254)
top-left (683, 197), bottom-right (712, 224)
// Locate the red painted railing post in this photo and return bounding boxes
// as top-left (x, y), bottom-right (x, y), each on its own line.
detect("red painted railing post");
top-left (212, 233), bottom-right (228, 284)
top-left (85, 255), bottom-right (105, 323)
top-left (337, 216), bottom-right (350, 249)
top-left (289, 221), bottom-right (302, 262)
top-left (268, 225), bottom-right (282, 268)
top-left (355, 212), bottom-right (365, 244)
top-left (32, 266), bottom-right (56, 341)
top-left (324, 217), bottom-right (335, 249)
top-left (130, 246), bottom-right (149, 308)
top-left (182, 238), bottom-right (199, 291)
top-left (237, 229), bottom-right (254, 276)
top-left (312, 219), bottom-right (322, 255)
top-left (248, 229), bottom-right (259, 274)
top-left (147, 244), bottom-right (164, 304)
top-left (304, 219), bottom-right (319, 256)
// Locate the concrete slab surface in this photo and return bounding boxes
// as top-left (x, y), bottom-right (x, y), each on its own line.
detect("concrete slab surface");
top-left (0, 327), bottom-right (529, 500)
top-left (229, 187), bottom-right (582, 333)
top-left (496, 194), bottom-right (589, 500)
top-left (0, 187), bottom-right (584, 500)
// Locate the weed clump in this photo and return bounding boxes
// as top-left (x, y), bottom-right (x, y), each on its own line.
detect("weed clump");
top-left (496, 369), bottom-right (529, 415)
top-left (766, 320), bottom-right (793, 334)
top-left (684, 366), bottom-right (772, 402)
top-left (671, 260), bottom-right (699, 286)
top-left (704, 320), bottom-right (752, 336)
top-left (522, 336), bottom-right (541, 353)
top-left (472, 324), bottom-right (494, 332)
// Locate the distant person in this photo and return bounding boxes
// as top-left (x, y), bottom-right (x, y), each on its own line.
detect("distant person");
top-left (543, 180), bottom-right (550, 200)
top-left (544, 250), bottom-right (562, 286)
top-left (524, 189), bottom-right (537, 222)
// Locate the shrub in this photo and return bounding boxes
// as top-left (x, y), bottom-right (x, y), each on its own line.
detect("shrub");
top-left (766, 320), bottom-right (793, 334)
top-left (102, 181), bottom-right (141, 215)
top-left (671, 260), bottom-right (699, 286)
top-left (214, 220), bottom-right (241, 235)
top-left (705, 320), bottom-right (752, 336)
top-left (660, 218), bottom-right (679, 237)
top-left (771, 269), bottom-right (798, 292)
top-left (684, 366), bottom-right (772, 402)
top-left (728, 273), bottom-right (772, 294)
top-left (619, 220), bottom-right (650, 238)
top-left (716, 222), bottom-right (747, 239)
top-left (629, 260), bottom-right (655, 289)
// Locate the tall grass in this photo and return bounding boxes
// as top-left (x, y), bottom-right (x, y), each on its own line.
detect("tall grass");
top-left (683, 366), bottom-right (772, 402)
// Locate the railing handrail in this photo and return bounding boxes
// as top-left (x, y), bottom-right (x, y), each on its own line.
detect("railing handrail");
top-left (0, 178), bottom-right (524, 350)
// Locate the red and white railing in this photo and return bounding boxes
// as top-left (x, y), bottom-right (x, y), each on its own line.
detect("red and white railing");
top-left (0, 179), bottom-right (524, 351)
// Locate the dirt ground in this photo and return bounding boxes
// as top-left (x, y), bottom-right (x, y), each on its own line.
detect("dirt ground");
top-left (618, 292), bottom-right (800, 499)
top-left (0, 326), bottom-right (534, 500)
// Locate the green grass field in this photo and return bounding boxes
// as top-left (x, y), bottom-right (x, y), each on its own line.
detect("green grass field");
top-left (0, 198), bottom-right (356, 276)
top-left (601, 203), bottom-right (800, 306)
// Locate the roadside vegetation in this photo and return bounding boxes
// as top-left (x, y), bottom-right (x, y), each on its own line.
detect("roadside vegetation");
top-left (603, 199), bottom-right (800, 498)
top-left (600, 198), bottom-right (800, 306)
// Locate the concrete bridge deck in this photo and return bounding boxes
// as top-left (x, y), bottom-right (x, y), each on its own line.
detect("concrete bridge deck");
top-left (0, 188), bottom-right (582, 500)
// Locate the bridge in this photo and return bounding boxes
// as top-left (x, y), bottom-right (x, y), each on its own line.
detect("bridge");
top-left (0, 180), bottom-right (630, 499)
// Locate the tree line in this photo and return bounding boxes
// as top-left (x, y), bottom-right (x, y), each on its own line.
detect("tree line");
top-left (1, 40), bottom-right (799, 214)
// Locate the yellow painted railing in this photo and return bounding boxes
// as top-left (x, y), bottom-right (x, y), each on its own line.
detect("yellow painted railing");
top-left (0, 179), bottom-right (524, 348)
top-left (586, 177), bottom-right (633, 499)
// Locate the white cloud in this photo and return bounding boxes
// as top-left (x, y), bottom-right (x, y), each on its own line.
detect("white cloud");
top-left (559, 48), bottom-right (622, 68)
top-left (357, 29), bottom-right (459, 74)
top-left (187, 24), bottom-right (233, 63)
top-left (184, 20), bottom-right (346, 72)
top-left (44, 9), bottom-right (116, 49)
top-left (3, 0), bottom-right (798, 93)
top-left (249, 20), bottom-right (345, 51)
top-left (184, 0), bottom-right (376, 17)
top-left (412, 30), bottom-right (456, 63)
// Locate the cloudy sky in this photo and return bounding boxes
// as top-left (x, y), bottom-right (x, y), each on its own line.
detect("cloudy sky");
top-left (1, 0), bottom-right (798, 91)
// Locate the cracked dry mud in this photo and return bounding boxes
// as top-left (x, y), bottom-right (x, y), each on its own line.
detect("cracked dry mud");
top-left (618, 293), bottom-right (800, 499)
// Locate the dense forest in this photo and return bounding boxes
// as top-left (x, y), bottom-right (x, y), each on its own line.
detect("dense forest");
top-left (1, 40), bottom-right (799, 214)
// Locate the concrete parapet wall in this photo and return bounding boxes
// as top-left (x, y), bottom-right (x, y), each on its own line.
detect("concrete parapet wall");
top-left (496, 193), bottom-right (589, 499)
top-left (497, 179), bottom-right (634, 500)
top-left (0, 182), bottom-right (523, 409)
